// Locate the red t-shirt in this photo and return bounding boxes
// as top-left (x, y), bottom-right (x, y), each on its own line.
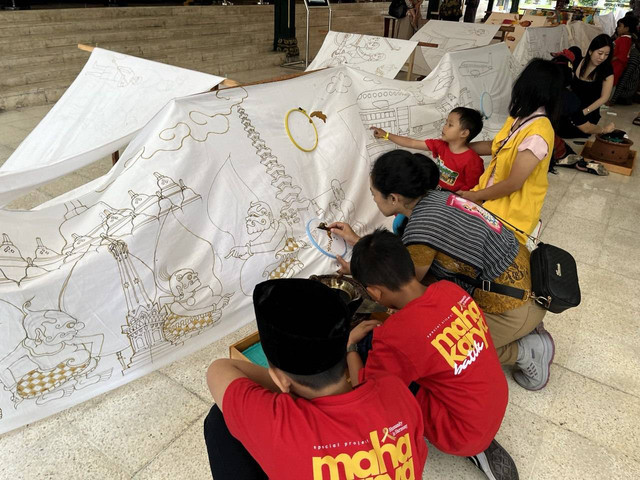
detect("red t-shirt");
top-left (361, 281), bottom-right (508, 457)
top-left (223, 375), bottom-right (427, 480)
top-left (425, 139), bottom-right (484, 191)
top-left (613, 35), bottom-right (632, 85)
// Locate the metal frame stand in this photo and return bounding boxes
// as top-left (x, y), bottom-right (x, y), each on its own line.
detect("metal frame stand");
top-left (282, 0), bottom-right (332, 70)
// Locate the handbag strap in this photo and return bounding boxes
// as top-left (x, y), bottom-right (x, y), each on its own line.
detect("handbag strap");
top-left (493, 113), bottom-right (547, 158)
top-left (453, 273), bottom-right (530, 301)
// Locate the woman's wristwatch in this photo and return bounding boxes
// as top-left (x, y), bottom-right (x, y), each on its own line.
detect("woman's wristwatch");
top-left (346, 343), bottom-right (358, 354)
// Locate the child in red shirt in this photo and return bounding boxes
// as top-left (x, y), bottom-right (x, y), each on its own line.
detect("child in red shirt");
top-left (371, 107), bottom-right (485, 191)
top-left (612, 16), bottom-right (639, 85)
top-left (347, 229), bottom-right (517, 480)
top-left (204, 278), bottom-right (428, 480)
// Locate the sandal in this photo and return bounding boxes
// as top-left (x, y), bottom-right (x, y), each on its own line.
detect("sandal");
top-left (556, 154), bottom-right (581, 168)
top-left (633, 116), bottom-right (640, 126)
top-left (576, 159), bottom-right (609, 176)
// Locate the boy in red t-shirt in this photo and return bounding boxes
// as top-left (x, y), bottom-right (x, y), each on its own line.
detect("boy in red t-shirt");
top-left (204, 278), bottom-right (428, 480)
top-left (612, 16), bottom-right (638, 85)
top-left (371, 107), bottom-right (485, 191)
top-left (347, 229), bottom-right (517, 480)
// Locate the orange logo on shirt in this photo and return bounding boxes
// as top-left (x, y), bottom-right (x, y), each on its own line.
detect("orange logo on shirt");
top-left (312, 430), bottom-right (415, 480)
top-left (430, 300), bottom-right (490, 374)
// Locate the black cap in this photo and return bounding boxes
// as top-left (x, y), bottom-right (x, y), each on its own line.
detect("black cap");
top-left (253, 279), bottom-right (350, 375)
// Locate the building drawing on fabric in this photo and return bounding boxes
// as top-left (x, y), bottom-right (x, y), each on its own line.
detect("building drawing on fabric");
top-left (345, 86), bottom-right (441, 158)
top-left (0, 300), bottom-right (112, 409)
top-left (0, 170), bottom-right (233, 378)
top-left (104, 236), bottom-right (230, 371)
top-left (459, 53), bottom-right (494, 77)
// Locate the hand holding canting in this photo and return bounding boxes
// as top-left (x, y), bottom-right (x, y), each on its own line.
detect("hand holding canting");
top-left (327, 221), bottom-right (360, 246)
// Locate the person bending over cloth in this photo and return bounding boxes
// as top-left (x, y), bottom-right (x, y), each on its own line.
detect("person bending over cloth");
top-left (345, 229), bottom-right (516, 480)
top-left (203, 278), bottom-right (427, 480)
top-left (330, 151), bottom-right (555, 392)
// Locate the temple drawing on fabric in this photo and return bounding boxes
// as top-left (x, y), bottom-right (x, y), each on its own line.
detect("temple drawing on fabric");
top-left (0, 170), bottom-right (234, 390)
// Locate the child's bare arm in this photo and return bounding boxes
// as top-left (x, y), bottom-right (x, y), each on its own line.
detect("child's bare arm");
top-left (371, 127), bottom-right (428, 151)
top-left (469, 140), bottom-right (492, 156)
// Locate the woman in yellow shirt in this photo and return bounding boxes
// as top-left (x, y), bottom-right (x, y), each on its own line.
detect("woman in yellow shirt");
top-left (458, 59), bottom-right (563, 244)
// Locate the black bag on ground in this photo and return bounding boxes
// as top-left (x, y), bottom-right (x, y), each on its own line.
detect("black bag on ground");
top-left (529, 242), bottom-right (581, 313)
top-left (389, 0), bottom-right (408, 19)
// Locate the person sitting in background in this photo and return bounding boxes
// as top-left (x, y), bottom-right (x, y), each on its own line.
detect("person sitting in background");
top-left (458, 59), bottom-right (563, 245)
top-left (551, 48), bottom-right (614, 175)
top-left (571, 34), bottom-right (614, 129)
top-left (371, 107), bottom-right (485, 192)
top-left (346, 228), bottom-right (517, 480)
top-left (203, 278), bottom-right (427, 480)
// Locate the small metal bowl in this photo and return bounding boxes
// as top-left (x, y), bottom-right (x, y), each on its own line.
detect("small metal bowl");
top-left (308, 274), bottom-right (364, 303)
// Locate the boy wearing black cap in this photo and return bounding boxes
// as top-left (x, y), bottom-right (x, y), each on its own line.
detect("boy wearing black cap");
top-left (204, 278), bottom-right (428, 480)
top-left (347, 229), bottom-right (516, 480)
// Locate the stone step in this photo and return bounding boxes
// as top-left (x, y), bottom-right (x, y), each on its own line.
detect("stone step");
top-left (0, 14), bottom-right (275, 42)
top-left (0, 5), bottom-right (278, 25)
top-left (0, 24), bottom-right (275, 54)
top-left (0, 49), bottom-right (287, 111)
top-left (0, 3), bottom-right (389, 110)
top-left (1, 39), bottom-right (278, 88)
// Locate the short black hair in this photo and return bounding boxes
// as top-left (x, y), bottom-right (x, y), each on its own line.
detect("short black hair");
top-left (451, 107), bottom-right (483, 143)
top-left (618, 15), bottom-right (639, 33)
top-left (371, 150), bottom-right (440, 199)
top-left (351, 228), bottom-right (415, 290)
top-left (510, 58), bottom-right (563, 127)
top-left (282, 358), bottom-right (347, 390)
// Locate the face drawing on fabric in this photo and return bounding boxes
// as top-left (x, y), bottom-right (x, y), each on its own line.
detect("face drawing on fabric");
top-left (226, 201), bottom-right (305, 295)
top-left (0, 301), bottom-right (111, 408)
top-left (157, 266), bottom-right (233, 343)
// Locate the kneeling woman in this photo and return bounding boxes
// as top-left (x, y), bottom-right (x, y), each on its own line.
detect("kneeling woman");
top-left (458, 59), bottom-right (563, 245)
top-left (331, 150), bottom-right (554, 391)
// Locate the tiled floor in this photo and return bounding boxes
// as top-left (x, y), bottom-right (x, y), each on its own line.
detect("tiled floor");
top-left (1, 95), bottom-right (640, 479)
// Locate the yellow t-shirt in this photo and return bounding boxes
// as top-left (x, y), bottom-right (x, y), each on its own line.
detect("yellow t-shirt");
top-left (473, 116), bottom-right (554, 244)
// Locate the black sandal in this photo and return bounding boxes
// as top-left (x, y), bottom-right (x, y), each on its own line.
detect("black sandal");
top-left (633, 116), bottom-right (640, 126)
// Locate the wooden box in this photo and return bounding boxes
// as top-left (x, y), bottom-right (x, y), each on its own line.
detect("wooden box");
top-left (229, 331), bottom-right (261, 363)
top-left (581, 141), bottom-right (636, 176)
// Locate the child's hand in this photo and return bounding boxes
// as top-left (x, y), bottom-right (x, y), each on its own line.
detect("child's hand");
top-left (458, 190), bottom-right (481, 203)
top-left (602, 122), bottom-right (616, 134)
top-left (335, 255), bottom-right (351, 276)
top-left (348, 320), bottom-right (382, 345)
top-left (370, 127), bottom-right (387, 139)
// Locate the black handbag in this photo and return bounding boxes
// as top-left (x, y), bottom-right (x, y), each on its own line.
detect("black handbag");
top-left (453, 213), bottom-right (581, 314)
top-left (389, 0), bottom-right (408, 19)
top-left (529, 243), bottom-right (581, 313)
